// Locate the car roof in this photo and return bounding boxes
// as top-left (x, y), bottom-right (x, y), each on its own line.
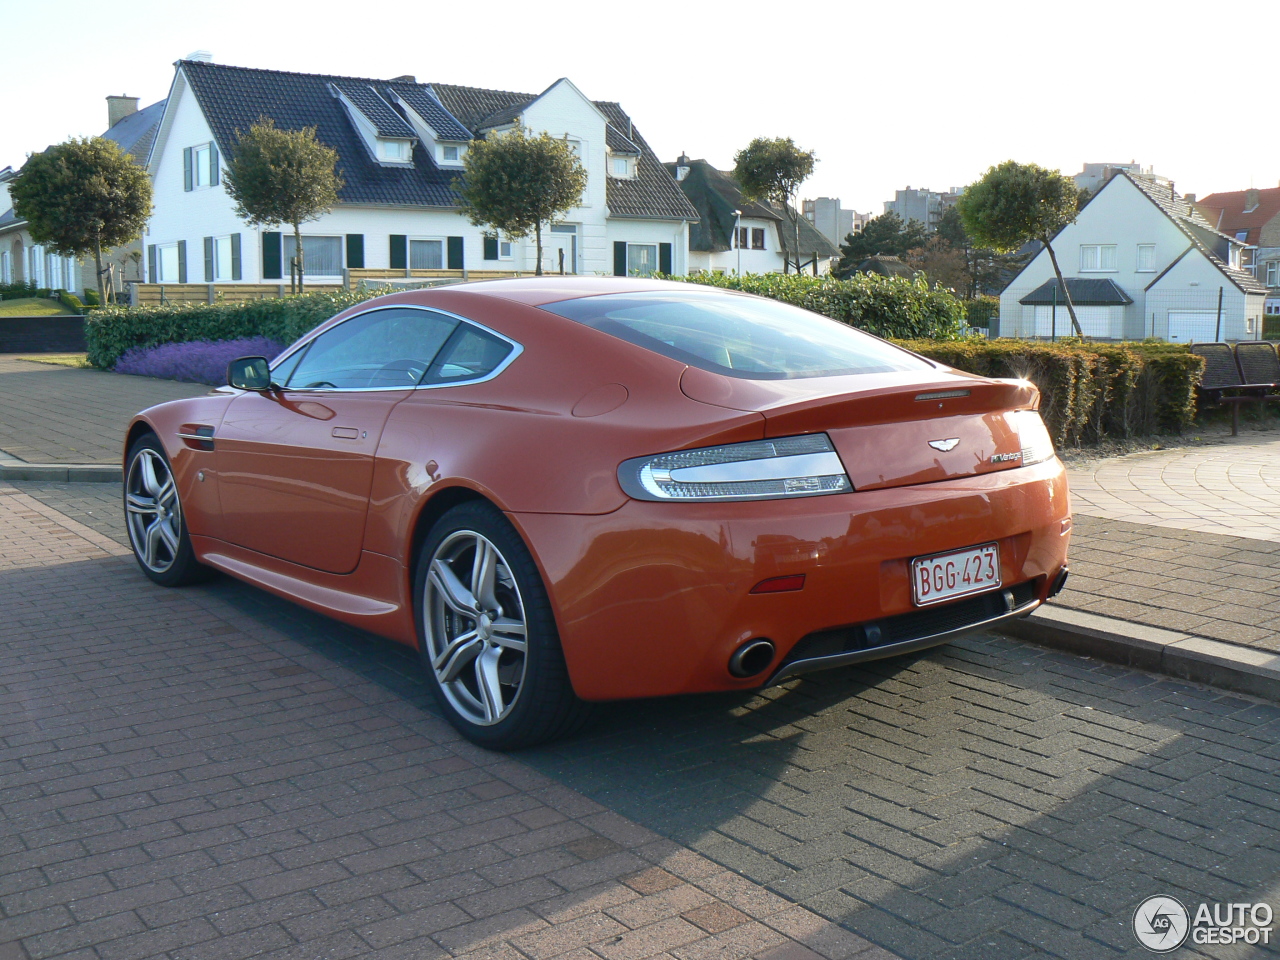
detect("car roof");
top-left (409, 276), bottom-right (704, 307)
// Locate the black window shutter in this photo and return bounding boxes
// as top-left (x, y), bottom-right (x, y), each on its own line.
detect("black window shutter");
top-left (230, 233), bottom-right (242, 280)
top-left (203, 237), bottom-right (214, 282)
top-left (262, 232), bottom-right (282, 279)
top-left (483, 235), bottom-right (498, 261)
top-left (447, 236), bottom-right (464, 270)
top-left (659, 243), bottom-right (672, 275)
top-left (147, 244), bottom-right (157, 282)
top-left (613, 241), bottom-right (628, 277)
top-left (346, 234), bottom-right (364, 269)
top-left (389, 235), bottom-right (407, 270)
top-left (177, 240), bottom-right (187, 283)
top-left (183, 147), bottom-right (193, 192)
top-left (209, 143), bottom-right (219, 186)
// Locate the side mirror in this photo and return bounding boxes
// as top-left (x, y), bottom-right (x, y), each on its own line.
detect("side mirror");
top-left (227, 356), bottom-right (274, 391)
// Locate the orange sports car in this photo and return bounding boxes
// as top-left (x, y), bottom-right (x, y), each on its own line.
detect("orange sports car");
top-left (124, 278), bottom-right (1070, 749)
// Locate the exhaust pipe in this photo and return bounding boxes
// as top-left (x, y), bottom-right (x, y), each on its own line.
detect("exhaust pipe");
top-left (728, 638), bottom-right (776, 678)
top-left (1048, 566), bottom-right (1069, 598)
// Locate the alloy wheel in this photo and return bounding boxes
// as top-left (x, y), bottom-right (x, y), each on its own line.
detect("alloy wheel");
top-left (422, 530), bottom-right (529, 726)
top-left (125, 447), bottom-right (182, 574)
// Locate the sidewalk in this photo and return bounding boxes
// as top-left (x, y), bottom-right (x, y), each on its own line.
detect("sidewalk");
top-left (0, 357), bottom-right (208, 466)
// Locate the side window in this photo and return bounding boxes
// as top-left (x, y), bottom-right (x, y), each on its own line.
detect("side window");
top-left (286, 308), bottom-right (459, 389)
top-left (424, 324), bottom-right (514, 384)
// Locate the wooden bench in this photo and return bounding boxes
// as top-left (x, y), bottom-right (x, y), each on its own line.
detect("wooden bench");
top-left (1190, 342), bottom-right (1280, 436)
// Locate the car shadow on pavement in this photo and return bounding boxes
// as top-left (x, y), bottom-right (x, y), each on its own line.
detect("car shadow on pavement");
top-left (188, 572), bottom-right (1280, 960)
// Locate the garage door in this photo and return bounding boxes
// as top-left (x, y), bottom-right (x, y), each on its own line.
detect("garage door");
top-left (1167, 310), bottom-right (1219, 343)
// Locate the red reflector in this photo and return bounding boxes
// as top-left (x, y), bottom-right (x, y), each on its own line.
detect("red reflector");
top-left (750, 574), bottom-right (806, 594)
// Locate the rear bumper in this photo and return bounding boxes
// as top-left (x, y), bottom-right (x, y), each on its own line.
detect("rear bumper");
top-left (511, 458), bottom-right (1070, 701)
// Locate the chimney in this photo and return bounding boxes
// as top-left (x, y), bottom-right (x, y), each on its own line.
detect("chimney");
top-left (391, 75), bottom-right (417, 83)
top-left (1185, 192), bottom-right (1196, 203)
top-left (1245, 188), bottom-right (1261, 213)
top-left (106, 95), bottom-right (139, 129)
top-left (184, 50), bottom-right (213, 62)
top-left (675, 153), bottom-right (690, 182)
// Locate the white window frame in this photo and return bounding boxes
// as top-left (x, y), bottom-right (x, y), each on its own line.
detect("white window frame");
top-left (498, 236), bottom-right (513, 260)
top-left (213, 235), bottom-right (234, 282)
top-left (1136, 244), bottom-right (1156, 272)
top-left (377, 138), bottom-right (413, 163)
top-left (436, 143), bottom-right (466, 167)
top-left (0, 250), bottom-right (9, 284)
top-left (1267, 261), bottom-right (1278, 287)
top-left (609, 155), bottom-right (636, 179)
top-left (283, 234), bottom-right (344, 278)
top-left (1080, 244), bottom-right (1117, 272)
top-left (157, 242), bottom-right (180, 283)
top-left (627, 242), bottom-right (659, 277)
top-left (409, 236), bottom-right (447, 271)
top-left (193, 143), bottom-right (213, 188)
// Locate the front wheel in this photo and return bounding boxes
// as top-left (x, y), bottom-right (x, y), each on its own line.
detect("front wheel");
top-left (124, 434), bottom-right (210, 587)
top-left (415, 502), bottom-right (591, 749)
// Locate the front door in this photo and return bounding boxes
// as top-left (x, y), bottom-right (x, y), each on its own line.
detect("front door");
top-left (215, 305), bottom-right (462, 574)
top-left (543, 223), bottom-right (578, 275)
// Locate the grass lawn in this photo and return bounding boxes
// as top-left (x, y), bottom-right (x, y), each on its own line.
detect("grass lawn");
top-left (0, 297), bottom-right (77, 317)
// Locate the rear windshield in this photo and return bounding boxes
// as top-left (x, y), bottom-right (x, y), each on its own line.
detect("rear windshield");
top-left (540, 288), bottom-right (931, 380)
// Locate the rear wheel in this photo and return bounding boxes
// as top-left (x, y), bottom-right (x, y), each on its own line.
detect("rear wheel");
top-left (124, 434), bottom-right (210, 587)
top-left (415, 502), bottom-right (591, 749)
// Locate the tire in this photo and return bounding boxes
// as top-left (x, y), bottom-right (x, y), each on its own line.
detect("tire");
top-left (414, 501), bottom-right (592, 750)
top-left (123, 433), bottom-right (211, 587)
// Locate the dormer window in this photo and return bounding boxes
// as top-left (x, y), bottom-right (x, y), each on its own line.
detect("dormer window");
top-left (379, 139), bottom-right (412, 162)
top-left (437, 143), bottom-right (466, 166)
top-left (609, 155), bottom-right (637, 179)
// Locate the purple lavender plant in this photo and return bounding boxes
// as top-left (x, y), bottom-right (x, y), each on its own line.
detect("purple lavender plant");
top-left (113, 337), bottom-right (286, 385)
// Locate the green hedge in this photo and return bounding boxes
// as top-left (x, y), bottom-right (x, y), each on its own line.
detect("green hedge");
top-left (85, 288), bottom-right (387, 369)
top-left (675, 272), bottom-right (968, 340)
top-left (899, 338), bottom-right (1204, 445)
top-left (57, 291), bottom-right (85, 315)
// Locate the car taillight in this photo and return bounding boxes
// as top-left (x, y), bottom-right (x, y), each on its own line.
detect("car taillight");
top-left (1014, 410), bottom-right (1056, 466)
top-left (618, 434), bottom-right (852, 502)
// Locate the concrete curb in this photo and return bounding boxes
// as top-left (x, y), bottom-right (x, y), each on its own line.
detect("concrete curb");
top-left (0, 463), bottom-right (121, 482)
top-left (999, 605), bottom-right (1280, 702)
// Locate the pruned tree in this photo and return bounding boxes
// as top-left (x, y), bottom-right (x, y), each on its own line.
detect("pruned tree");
top-left (733, 137), bottom-right (816, 274)
top-left (456, 129), bottom-right (587, 276)
top-left (957, 160), bottom-right (1084, 336)
top-left (834, 212), bottom-right (927, 277)
top-left (9, 136), bottom-right (152, 304)
top-left (223, 118), bottom-right (343, 292)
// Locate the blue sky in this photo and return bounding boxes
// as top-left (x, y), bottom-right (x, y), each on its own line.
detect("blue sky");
top-left (3, 0), bottom-right (1276, 213)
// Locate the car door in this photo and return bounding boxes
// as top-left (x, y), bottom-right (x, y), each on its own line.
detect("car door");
top-left (215, 306), bottom-right (459, 574)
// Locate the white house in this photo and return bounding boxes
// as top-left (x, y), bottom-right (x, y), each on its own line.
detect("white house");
top-left (142, 57), bottom-right (698, 287)
top-left (999, 171), bottom-right (1268, 342)
top-left (664, 157), bottom-right (839, 275)
top-left (0, 96), bottom-right (164, 295)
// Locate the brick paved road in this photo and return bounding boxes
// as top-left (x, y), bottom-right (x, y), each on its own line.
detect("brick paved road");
top-left (4, 481), bottom-right (1280, 959)
top-left (0, 359), bottom-right (208, 464)
top-left (0, 483), bottom-right (889, 960)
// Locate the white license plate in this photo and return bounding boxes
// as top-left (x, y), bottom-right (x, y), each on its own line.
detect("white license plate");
top-left (911, 543), bottom-right (1001, 606)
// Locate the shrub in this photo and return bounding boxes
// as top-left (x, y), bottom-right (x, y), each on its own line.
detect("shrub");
top-left (899, 339), bottom-right (1203, 445)
top-left (58, 290), bottom-right (85, 314)
top-left (0, 281), bottom-right (38, 300)
top-left (82, 288), bottom-right (102, 307)
top-left (114, 336), bottom-right (286, 385)
top-left (674, 272), bottom-right (968, 340)
top-left (85, 287), bottom-right (387, 370)
top-left (963, 296), bottom-right (999, 329)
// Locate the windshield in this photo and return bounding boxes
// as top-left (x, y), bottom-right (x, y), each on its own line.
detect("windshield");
top-left (539, 288), bottom-right (931, 380)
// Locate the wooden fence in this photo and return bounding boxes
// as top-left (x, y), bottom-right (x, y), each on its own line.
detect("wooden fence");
top-left (125, 283), bottom-right (343, 306)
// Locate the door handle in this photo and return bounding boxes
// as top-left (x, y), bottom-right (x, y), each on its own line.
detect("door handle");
top-left (331, 426), bottom-right (359, 439)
